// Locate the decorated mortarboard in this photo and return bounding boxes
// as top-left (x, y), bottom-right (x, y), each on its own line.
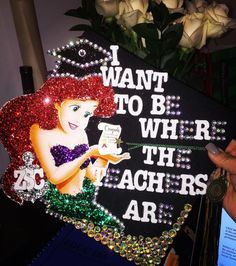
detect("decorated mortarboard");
top-left (47, 38), bottom-right (112, 79)
top-left (1, 30), bottom-right (236, 266)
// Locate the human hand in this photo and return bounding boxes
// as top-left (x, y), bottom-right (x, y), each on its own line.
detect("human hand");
top-left (206, 140), bottom-right (236, 221)
top-left (206, 140), bottom-right (236, 176)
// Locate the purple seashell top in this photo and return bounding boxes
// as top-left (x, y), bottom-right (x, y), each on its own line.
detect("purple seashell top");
top-left (50, 144), bottom-right (90, 169)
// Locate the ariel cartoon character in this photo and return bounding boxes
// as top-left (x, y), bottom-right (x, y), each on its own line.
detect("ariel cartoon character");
top-left (0, 76), bottom-right (130, 228)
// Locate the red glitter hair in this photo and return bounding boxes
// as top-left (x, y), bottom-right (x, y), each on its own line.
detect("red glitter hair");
top-left (0, 76), bottom-right (116, 204)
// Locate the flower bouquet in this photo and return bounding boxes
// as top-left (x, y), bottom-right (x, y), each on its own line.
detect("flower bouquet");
top-left (65, 0), bottom-right (236, 82)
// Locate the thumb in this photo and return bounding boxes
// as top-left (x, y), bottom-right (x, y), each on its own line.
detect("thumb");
top-left (206, 143), bottom-right (236, 174)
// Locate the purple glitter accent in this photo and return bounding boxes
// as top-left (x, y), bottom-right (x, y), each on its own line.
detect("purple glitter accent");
top-left (80, 158), bottom-right (90, 170)
top-left (50, 144), bottom-right (90, 169)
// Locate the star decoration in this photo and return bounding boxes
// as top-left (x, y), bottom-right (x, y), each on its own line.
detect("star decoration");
top-left (115, 138), bottom-right (123, 147)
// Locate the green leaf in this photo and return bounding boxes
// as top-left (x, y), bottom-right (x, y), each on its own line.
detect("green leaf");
top-left (81, 0), bottom-right (100, 18)
top-left (146, 38), bottom-right (162, 58)
top-left (113, 29), bottom-right (126, 44)
top-left (145, 54), bottom-right (159, 67)
top-left (133, 23), bottom-right (158, 41)
top-left (65, 8), bottom-right (89, 20)
top-left (69, 24), bottom-right (92, 31)
top-left (169, 13), bottom-right (184, 23)
top-left (160, 50), bottom-right (178, 70)
top-left (150, 2), bottom-right (170, 31)
top-left (162, 23), bottom-right (183, 51)
top-left (136, 49), bottom-right (148, 59)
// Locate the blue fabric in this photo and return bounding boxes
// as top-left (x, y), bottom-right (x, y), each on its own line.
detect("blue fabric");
top-left (31, 224), bottom-right (134, 266)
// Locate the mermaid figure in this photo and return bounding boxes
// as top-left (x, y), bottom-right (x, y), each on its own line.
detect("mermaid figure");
top-left (0, 76), bottom-right (130, 228)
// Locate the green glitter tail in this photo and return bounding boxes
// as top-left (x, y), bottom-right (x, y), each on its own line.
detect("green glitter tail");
top-left (43, 179), bottom-right (121, 229)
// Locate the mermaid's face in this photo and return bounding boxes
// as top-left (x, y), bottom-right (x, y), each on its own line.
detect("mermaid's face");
top-left (55, 99), bottom-right (98, 133)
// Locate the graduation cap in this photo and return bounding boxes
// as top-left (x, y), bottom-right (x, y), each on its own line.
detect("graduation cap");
top-left (47, 38), bottom-right (112, 79)
top-left (1, 30), bottom-right (235, 265)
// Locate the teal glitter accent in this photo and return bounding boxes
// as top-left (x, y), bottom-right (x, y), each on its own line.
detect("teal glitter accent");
top-left (127, 142), bottom-right (206, 151)
top-left (43, 178), bottom-right (121, 229)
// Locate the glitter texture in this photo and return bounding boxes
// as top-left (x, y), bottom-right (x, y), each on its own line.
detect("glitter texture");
top-left (48, 39), bottom-right (112, 79)
top-left (0, 76), bottom-right (116, 204)
top-left (55, 203), bottom-right (192, 265)
top-left (50, 144), bottom-right (90, 168)
top-left (43, 179), bottom-right (122, 229)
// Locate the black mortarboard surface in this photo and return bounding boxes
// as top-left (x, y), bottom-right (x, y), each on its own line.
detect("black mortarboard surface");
top-left (63, 31), bottom-right (236, 235)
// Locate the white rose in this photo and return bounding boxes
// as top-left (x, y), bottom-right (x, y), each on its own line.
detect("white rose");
top-left (185, 0), bottom-right (207, 14)
top-left (155, 0), bottom-right (183, 10)
top-left (118, 0), bottom-right (149, 16)
top-left (179, 12), bottom-right (207, 49)
top-left (205, 2), bottom-right (236, 38)
top-left (116, 0), bottom-right (150, 28)
top-left (118, 10), bottom-right (145, 28)
top-left (95, 0), bottom-right (120, 17)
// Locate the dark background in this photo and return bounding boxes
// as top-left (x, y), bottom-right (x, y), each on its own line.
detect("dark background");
top-left (0, 190), bottom-right (63, 265)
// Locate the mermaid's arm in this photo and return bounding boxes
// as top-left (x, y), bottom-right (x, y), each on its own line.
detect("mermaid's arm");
top-left (85, 158), bottom-right (109, 183)
top-left (30, 124), bottom-right (99, 185)
top-left (85, 153), bottom-right (131, 184)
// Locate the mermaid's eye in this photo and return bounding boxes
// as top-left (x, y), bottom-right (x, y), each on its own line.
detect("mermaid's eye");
top-left (78, 49), bottom-right (86, 57)
top-left (84, 111), bottom-right (91, 118)
top-left (70, 105), bottom-right (80, 112)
